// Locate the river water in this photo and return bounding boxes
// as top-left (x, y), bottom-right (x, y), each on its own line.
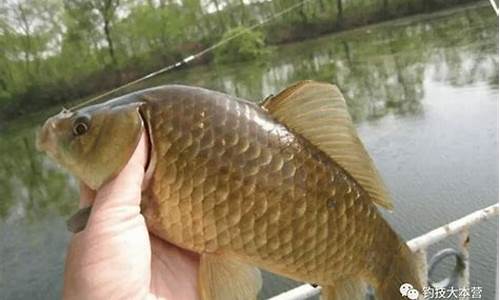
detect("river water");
top-left (0, 4), bottom-right (497, 299)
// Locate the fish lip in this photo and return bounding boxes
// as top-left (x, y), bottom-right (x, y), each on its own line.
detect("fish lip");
top-left (36, 109), bottom-right (73, 153)
top-left (35, 127), bottom-right (46, 152)
top-left (36, 120), bottom-right (52, 153)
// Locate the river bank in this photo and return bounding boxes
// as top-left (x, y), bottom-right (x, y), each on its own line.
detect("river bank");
top-left (0, 0), bottom-right (483, 123)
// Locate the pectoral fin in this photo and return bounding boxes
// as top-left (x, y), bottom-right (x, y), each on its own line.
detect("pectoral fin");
top-left (66, 206), bottom-right (92, 233)
top-left (198, 253), bottom-right (262, 300)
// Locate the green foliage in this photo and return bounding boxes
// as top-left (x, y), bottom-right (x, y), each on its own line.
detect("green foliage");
top-left (214, 26), bottom-right (269, 64)
top-left (0, 0), bottom-right (479, 120)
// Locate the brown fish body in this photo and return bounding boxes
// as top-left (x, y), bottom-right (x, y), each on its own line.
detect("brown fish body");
top-left (38, 82), bottom-right (422, 299)
top-left (141, 86), bottom-right (394, 283)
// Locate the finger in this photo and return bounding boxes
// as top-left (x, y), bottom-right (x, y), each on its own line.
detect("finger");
top-left (149, 235), bottom-right (200, 300)
top-left (79, 181), bottom-right (96, 208)
top-left (93, 131), bottom-right (148, 210)
top-left (150, 235), bottom-right (200, 262)
top-left (64, 131), bottom-right (152, 299)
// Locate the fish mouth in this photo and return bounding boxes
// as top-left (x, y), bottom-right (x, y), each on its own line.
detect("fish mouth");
top-left (36, 127), bottom-right (48, 152)
top-left (36, 119), bottom-right (55, 153)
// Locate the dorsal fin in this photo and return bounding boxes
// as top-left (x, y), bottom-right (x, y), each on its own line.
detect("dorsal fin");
top-left (261, 80), bottom-right (393, 210)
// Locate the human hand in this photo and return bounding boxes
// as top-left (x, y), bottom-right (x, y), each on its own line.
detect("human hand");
top-left (63, 133), bottom-right (200, 300)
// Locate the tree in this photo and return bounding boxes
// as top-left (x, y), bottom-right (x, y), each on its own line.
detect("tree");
top-left (64, 0), bottom-right (121, 66)
top-left (336, 0), bottom-right (343, 28)
top-left (95, 0), bottom-right (120, 66)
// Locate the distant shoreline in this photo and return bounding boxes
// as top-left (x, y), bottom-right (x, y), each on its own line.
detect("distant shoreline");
top-left (0, 1), bottom-right (487, 124)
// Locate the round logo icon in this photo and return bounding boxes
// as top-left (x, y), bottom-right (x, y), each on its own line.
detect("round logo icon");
top-left (400, 283), bottom-right (413, 296)
top-left (400, 283), bottom-right (419, 299)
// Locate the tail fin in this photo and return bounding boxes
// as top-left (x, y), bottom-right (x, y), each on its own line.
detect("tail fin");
top-left (376, 243), bottom-right (423, 300)
top-left (321, 278), bottom-right (367, 300)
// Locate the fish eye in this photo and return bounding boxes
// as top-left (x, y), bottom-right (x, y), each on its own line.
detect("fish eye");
top-left (72, 115), bottom-right (90, 136)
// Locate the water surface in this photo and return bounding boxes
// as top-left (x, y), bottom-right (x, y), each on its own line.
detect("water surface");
top-left (0, 4), bottom-right (497, 299)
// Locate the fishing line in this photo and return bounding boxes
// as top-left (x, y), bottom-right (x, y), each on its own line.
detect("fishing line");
top-left (71, 0), bottom-right (314, 110)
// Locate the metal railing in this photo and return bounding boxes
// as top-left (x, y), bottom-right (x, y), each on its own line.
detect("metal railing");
top-left (268, 204), bottom-right (499, 300)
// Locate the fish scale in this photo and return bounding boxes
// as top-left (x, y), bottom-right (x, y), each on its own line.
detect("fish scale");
top-left (140, 87), bottom-right (383, 285)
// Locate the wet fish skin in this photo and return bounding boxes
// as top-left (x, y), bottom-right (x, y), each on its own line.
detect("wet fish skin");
top-left (137, 85), bottom-right (420, 299)
top-left (38, 82), bottom-right (422, 300)
top-left (141, 86), bottom-right (382, 278)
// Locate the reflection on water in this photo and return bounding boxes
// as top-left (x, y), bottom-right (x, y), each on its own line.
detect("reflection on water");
top-left (0, 133), bottom-right (77, 222)
top-left (0, 4), bottom-right (497, 299)
top-left (140, 4), bottom-right (496, 122)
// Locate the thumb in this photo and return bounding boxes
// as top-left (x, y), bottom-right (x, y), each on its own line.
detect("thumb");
top-left (88, 131), bottom-right (148, 227)
top-left (63, 132), bottom-right (152, 299)
top-left (96, 131), bottom-right (147, 208)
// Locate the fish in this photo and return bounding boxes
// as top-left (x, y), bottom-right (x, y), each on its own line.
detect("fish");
top-left (37, 81), bottom-right (422, 300)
